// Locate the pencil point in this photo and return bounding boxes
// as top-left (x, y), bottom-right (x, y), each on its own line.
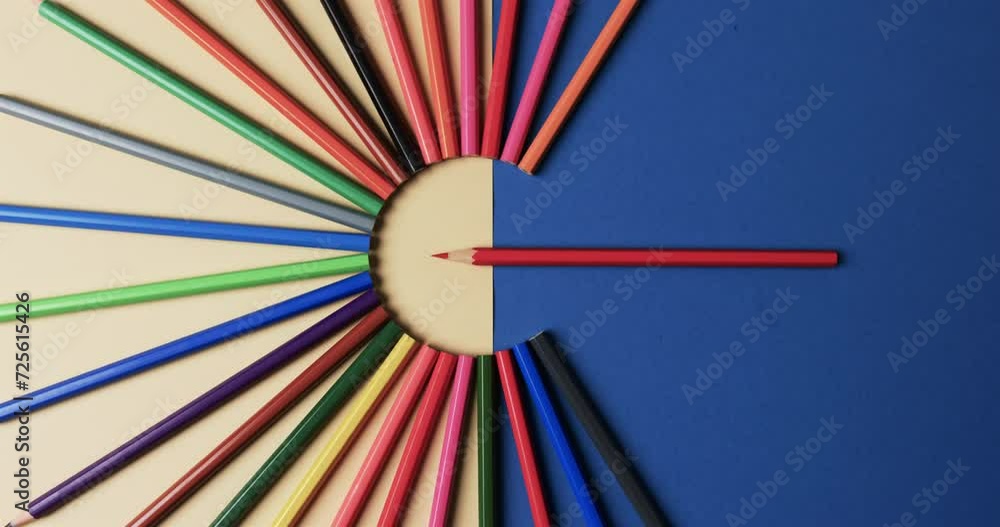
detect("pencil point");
top-left (432, 248), bottom-right (475, 264)
top-left (432, 252), bottom-right (449, 260)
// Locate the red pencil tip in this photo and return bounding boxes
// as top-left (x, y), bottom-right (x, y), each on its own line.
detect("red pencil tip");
top-left (432, 252), bottom-right (449, 260)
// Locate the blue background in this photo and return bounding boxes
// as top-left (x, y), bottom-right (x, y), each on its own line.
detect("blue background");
top-left (492, 1), bottom-right (1000, 525)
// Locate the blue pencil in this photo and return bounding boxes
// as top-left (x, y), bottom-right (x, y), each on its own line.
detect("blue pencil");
top-left (0, 205), bottom-right (370, 252)
top-left (0, 273), bottom-right (372, 421)
top-left (512, 342), bottom-right (605, 527)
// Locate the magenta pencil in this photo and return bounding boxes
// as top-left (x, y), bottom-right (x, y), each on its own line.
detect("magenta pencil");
top-left (460, 0), bottom-right (480, 155)
top-left (428, 356), bottom-right (474, 526)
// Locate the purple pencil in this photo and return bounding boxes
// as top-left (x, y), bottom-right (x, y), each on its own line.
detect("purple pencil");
top-left (6, 290), bottom-right (378, 527)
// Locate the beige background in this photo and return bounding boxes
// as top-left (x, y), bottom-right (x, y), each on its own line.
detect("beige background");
top-left (0, 0), bottom-right (492, 525)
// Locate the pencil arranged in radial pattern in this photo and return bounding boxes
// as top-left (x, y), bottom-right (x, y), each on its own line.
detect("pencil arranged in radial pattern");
top-left (0, 205), bottom-right (370, 251)
top-left (529, 332), bottom-right (668, 526)
top-left (37, 1), bottom-right (382, 215)
top-left (501, 0), bottom-right (575, 163)
top-left (319, 0), bottom-right (425, 174)
top-left (482, 0), bottom-right (520, 158)
top-left (6, 292), bottom-right (378, 527)
top-left (0, 96), bottom-right (376, 232)
top-left (520, 0), bottom-right (641, 173)
top-left (429, 356), bottom-right (475, 527)
top-left (419, 0), bottom-right (460, 159)
top-left (0, 274), bottom-right (372, 422)
top-left (129, 310), bottom-right (393, 527)
top-left (256, 0), bottom-right (410, 183)
top-left (436, 247), bottom-right (841, 268)
top-left (513, 342), bottom-right (604, 526)
top-left (374, 0), bottom-right (442, 164)
top-left (460, 0), bottom-right (481, 155)
top-left (332, 345), bottom-right (440, 526)
top-left (477, 356), bottom-right (498, 527)
top-left (495, 349), bottom-right (551, 527)
top-left (0, 254), bottom-right (369, 322)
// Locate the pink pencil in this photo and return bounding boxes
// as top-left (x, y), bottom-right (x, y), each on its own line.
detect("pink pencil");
top-left (460, 0), bottom-right (480, 155)
top-left (331, 346), bottom-right (439, 527)
top-left (428, 356), bottom-right (474, 527)
top-left (482, 0), bottom-right (520, 158)
top-left (374, 0), bottom-right (442, 164)
top-left (501, 0), bottom-right (574, 163)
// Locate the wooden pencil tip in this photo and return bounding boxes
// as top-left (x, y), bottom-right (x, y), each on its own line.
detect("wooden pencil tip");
top-left (432, 249), bottom-right (475, 264)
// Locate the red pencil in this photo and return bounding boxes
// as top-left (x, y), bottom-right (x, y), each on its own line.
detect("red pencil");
top-left (496, 350), bottom-right (550, 527)
top-left (481, 0), bottom-right (520, 158)
top-left (256, 0), bottom-right (409, 183)
top-left (419, 0), bottom-right (460, 159)
top-left (435, 247), bottom-right (841, 268)
top-left (377, 351), bottom-right (457, 526)
top-left (146, 0), bottom-right (396, 199)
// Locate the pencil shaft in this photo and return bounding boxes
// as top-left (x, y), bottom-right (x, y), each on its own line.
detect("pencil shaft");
top-left (501, 0), bottom-right (574, 163)
top-left (529, 333), bottom-right (667, 526)
top-left (332, 345), bottom-right (440, 527)
top-left (0, 274), bottom-right (372, 422)
top-left (467, 248), bottom-right (840, 268)
top-left (39, 1), bottom-right (383, 215)
top-left (374, 0), bottom-right (442, 164)
top-left (481, 0), bottom-right (520, 158)
top-left (0, 205), bottom-right (369, 251)
top-left (0, 96), bottom-right (374, 232)
top-left (460, 0), bottom-right (480, 155)
top-left (419, 0), bottom-right (460, 159)
top-left (495, 350), bottom-right (550, 526)
top-left (27, 291), bottom-right (379, 519)
top-left (476, 356), bottom-right (497, 527)
top-left (429, 356), bottom-right (475, 527)
top-left (0, 254), bottom-right (369, 322)
top-left (256, 0), bottom-right (409, 183)
top-left (520, 0), bottom-right (640, 173)
top-left (379, 352), bottom-right (457, 526)
top-left (272, 335), bottom-right (419, 527)
top-left (208, 320), bottom-right (400, 527)
top-left (319, 0), bottom-right (425, 174)
top-left (513, 343), bottom-right (604, 526)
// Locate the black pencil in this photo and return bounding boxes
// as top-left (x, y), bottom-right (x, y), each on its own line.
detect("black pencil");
top-left (319, 0), bottom-right (425, 174)
top-left (529, 332), bottom-right (669, 527)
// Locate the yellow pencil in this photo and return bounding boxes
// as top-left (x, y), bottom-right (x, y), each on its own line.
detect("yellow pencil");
top-left (272, 335), bottom-right (418, 526)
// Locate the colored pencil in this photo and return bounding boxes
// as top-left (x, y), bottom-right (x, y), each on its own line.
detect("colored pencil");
top-left (0, 274), bottom-right (372, 422)
top-left (5, 291), bottom-right (379, 527)
top-left (206, 321), bottom-right (401, 527)
top-left (429, 356), bottom-right (475, 527)
top-left (500, 0), bottom-right (574, 163)
top-left (476, 356), bottom-right (497, 527)
top-left (418, 0), bottom-right (460, 159)
top-left (0, 205), bottom-right (369, 251)
top-left (269, 335), bottom-right (418, 527)
top-left (512, 342), bottom-right (604, 526)
top-left (146, 0), bottom-right (395, 198)
top-left (0, 96), bottom-right (374, 232)
top-left (435, 248), bottom-right (841, 268)
top-left (38, 1), bottom-right (382, 215)
top-left (495, 349), bottom-right (550, 526)
top-left (319, 0), bottom-right (425, 174)
top-left (378, 351), bottom-right (458, 526)
top-left (373, 0), bottom-right (442, 164)
top-left (520, 0), bottom-right (640, 173)
top-left (481, 0), bottom-right (520, 158)
top-left (0, 253), bottom-right (369, 322)
top-left (256, 0), bottom-right (410, 183)
top-left (529, 332), bottom-right (668, 526)
top-left (332, 345), bottom-right (440, 527)
top-left (460, 0), bottom-right (480, 155)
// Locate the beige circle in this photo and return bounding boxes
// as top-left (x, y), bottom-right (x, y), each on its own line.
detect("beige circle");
top-left (371, 157), bottom-right (494, 356)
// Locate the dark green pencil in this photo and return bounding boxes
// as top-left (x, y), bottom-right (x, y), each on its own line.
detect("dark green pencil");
top-left (477, 356), bottom-right (497, 527)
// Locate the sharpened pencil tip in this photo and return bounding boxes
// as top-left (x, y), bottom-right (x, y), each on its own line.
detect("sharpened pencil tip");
top-left (432, 252), bottom-right (449, 259)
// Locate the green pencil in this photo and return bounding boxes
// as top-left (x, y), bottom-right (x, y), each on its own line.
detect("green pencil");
top-left (38, 1), bottom-right (383, 215)
top-left (477, 355), bottom-right (497, 527)
top-left (0, 255), bottom-right (369, 321)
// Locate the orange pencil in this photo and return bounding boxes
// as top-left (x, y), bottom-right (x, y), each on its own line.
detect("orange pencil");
top-left (419, 0), bottom-right (460, 159)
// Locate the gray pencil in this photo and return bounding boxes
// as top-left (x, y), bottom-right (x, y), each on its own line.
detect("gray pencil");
top-left (0, 96), bottom-right (375, 232)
